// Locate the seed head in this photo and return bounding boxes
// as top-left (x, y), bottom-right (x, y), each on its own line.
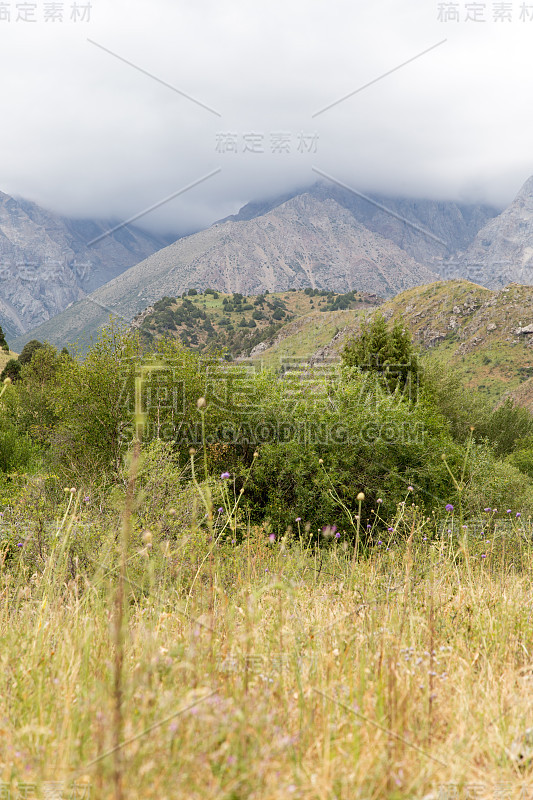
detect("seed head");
top-left (196, 397), bottom-right (207, 410)
top-left (3, 377), bottom-right (11, 385)
top-left (357, 492), bottom-right (365, 502)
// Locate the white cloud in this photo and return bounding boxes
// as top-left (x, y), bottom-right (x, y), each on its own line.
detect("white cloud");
top-left (0, 0), bottom-right (531, 235)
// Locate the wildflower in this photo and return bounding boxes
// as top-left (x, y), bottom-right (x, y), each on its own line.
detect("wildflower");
top-left (335, 531), bottom-right (340, 539)
top-left (269, 533), bottom-right (276, 543)
top-left (322, 525), bottom-right (337, 538)
top-left (516, 512), bottom-right (522, 518)
top-left (493, 508), bottom-right (498, 513)
top-left (407, 486), bottom-right (414, 492)
top-left (17, 542), bottom-right (23, 547)
top-left (507, 509), bottom-right (512, 514)
top-left (481, 554), bottom-right (487, 558)
top-left (484, 507), bottom-right (491, 512)
top-left (377, 498), bottom-right (383, 504)
top-left (84, 496), bottom-right (90, 503)
top-left (357, 492), bottom-right (365, 502)
top-left (220, 472), bottom-right (230, 479)
top-left (388, 527), bottom-right (394, 532)
top-left (318, 458), bottom-right (324, 465)
top-left (445, 504), bottom-right (454, 512)
top-left (377, 540), bottom-right (383, 545)
top-left (295, 517), bottom-right (301, 522)
top-left (218, 507), bottom-right (223, 513)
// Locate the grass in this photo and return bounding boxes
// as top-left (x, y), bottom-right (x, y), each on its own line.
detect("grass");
top-left (2, 483), bottom-right (533, 799)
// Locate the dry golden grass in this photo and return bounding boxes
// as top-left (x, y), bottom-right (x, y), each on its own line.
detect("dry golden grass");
top-left (2, 521), bottom-right (533, 800)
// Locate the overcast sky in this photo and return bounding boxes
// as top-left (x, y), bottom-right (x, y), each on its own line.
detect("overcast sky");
top-left (1, 0), bottom-right (532, 236)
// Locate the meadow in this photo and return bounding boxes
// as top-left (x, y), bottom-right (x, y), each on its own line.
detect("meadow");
top-left (2, 319), bottom-right (533, 799)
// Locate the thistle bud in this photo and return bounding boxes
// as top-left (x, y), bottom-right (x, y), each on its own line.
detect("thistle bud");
top-left (197, 397), bottom-right (207, 410)
top-left (357, 492), bottom-right (365, 502)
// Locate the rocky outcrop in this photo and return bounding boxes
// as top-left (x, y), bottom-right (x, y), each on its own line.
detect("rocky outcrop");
top-left (453, 176), bottom-right (533, 287)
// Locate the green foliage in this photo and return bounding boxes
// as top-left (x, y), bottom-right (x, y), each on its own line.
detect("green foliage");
top-left (478, 398), bottom-right (533, 457)
top-left (342, 312), bottom-right (420, 396)
top-left (18, 339), bottom-right (44, 366)
top-left (0, 421), bottom-right (36, 473)
top-left (0, 359), bottom-right (21, 383)
top-left (0, 325), bottom-right (9, 352)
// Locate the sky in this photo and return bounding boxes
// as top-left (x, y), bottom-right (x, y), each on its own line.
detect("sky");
top-left (1, 0), bottom-right (532, 236)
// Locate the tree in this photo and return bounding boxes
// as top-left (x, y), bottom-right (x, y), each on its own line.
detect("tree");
top-left (0, 359), bottom-right (21, 383)
top-left (0, 325), bottom-right (9, 353)
top-left (18, 339), bottom-right (44, 366)
top-left (342, 312), bottom-right (419, 397)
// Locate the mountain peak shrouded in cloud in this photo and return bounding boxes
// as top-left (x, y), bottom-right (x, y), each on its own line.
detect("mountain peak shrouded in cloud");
top-left (454, 173), bottom-right (533, 287)
top-left (1, 0), bottom-right (533, 233)
top-left (11, 183), bottom-right (502, 352)
top-left (0, 190), bottom-right (172, 338)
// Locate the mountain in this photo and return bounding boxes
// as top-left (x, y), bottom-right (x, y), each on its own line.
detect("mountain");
top-left (226, 181), bottom-right (499, 268)
top-left (452, 176), bottom-right (533, 287)
top-left (0, 190), bottom-right (171, 339)
top-left (12, 192), bottom-right (443, 351)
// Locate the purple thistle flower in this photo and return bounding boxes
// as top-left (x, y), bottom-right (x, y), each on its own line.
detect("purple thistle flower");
top-left (269, 533), bottom-right (276, 543)
top-left (445, 504), bottom-right (454, 512)
top-left (295, 517), bottom-right (301, 522)
top-left (388, 527), bottom-right (394, 532)
top-left (17, 542), bottom-right (23, 547)
top-left (377, 498), bottom-right (383, 504)
top-left (507, 509), bottom-right (512, 514)
top-left (218, 507), bottom-right (223, 513)
top-left (335, 531), bottom-right (340, 539)
top-left (407, 486), bottom-right (414, 492)
top-left (516, 512), bottom-right (522, 518)
top-left (484, 507), bottom-right (491, 512)
top-left (220, 472), bottom-right (230, 480)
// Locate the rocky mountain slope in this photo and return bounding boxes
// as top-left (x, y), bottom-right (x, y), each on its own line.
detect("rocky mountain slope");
top-left (226, 181), bottom-right (499, 268)
top-left (12, 192), bottom-right (440, 351)
top-left (451, 176), bottom-right (533, 287)
top-left (283, 280), bottom-right (533, 404)
top-left (0, 191), bottom-right (170, 338)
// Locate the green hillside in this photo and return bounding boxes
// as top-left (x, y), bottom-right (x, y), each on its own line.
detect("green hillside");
top-left (133, 288), bottom-right (382, 360)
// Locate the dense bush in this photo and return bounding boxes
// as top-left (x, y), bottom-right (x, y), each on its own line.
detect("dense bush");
top-left (2, 321), bottom-right (533, 542)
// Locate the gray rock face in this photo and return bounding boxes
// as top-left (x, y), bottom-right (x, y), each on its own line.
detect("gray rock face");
top-left (0, 191), bottom-right (170, 338)
top-left (226, 181), bottom-right (500, 267)
top-left (452, 176), bottom-right (533, 287)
